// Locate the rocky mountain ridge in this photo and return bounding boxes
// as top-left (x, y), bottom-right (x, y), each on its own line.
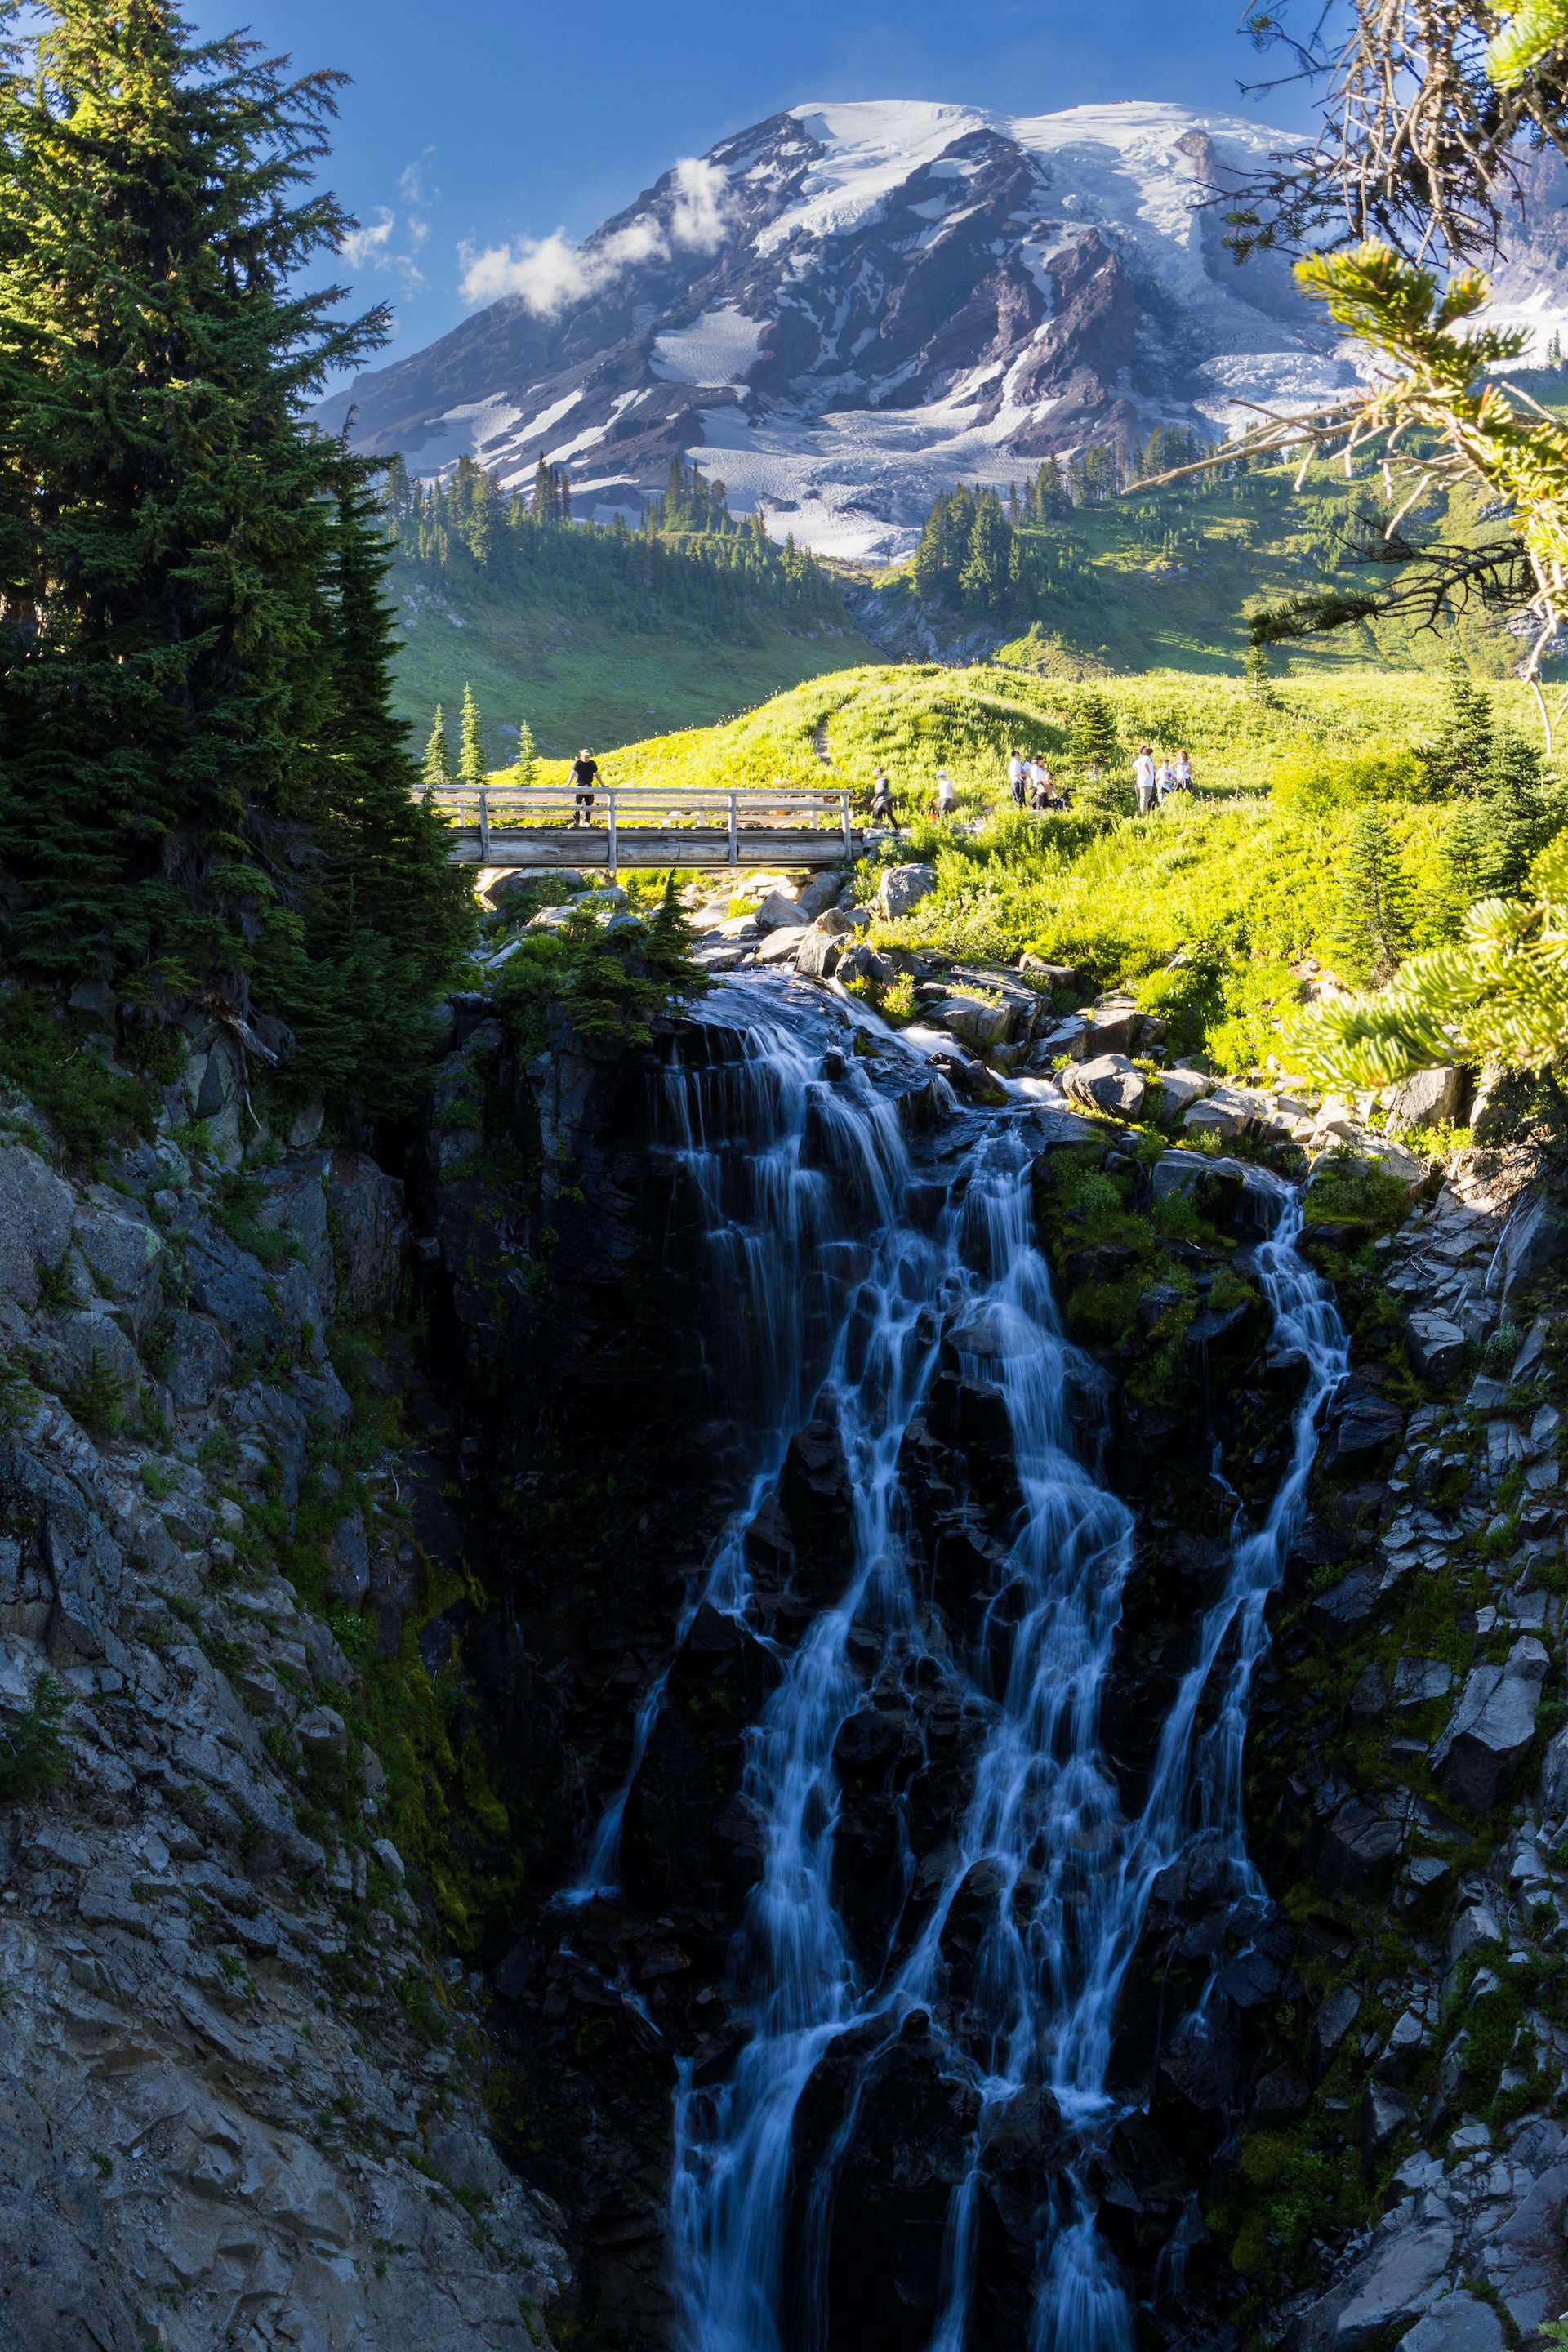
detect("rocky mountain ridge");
top-left (319, 100), bottom-right (1354, 564)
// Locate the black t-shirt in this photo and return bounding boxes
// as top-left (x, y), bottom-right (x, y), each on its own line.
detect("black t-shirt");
top-left (571, 758), bottom-right (599, 790)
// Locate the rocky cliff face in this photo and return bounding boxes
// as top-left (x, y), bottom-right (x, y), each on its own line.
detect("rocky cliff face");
top-left (18, 972), bottom-right (1564, 2352)
top-left (0, 1010), bottom-right (568, 2352)
top-left (403, 962), bottom-right (1568, 2352)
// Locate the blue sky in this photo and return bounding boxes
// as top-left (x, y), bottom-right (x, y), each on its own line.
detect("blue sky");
top-left (186, 0), bottom-right (1317, 372)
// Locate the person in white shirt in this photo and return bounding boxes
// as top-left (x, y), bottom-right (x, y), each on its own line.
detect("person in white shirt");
top-left (1008, 751), bottom-right (1025, 808)
top-left (1155, 758), bottom-right (1175, 804)
top-left (1174, 751), bottom-right (1193, 792)
top-left (1134, 746), bottom-right (1157, 816)
top-left (935, 768), bottom-right (958, 816)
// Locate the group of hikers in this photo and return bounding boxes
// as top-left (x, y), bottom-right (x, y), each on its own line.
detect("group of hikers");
top-left (565, 741), bottom-right (1195, 832)
top-left (864, 742), bottom-right (1195, 825)
top-left (1132, 746), bottom-right (1194, 813)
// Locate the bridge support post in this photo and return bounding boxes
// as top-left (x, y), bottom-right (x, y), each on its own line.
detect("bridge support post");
top-left (840, 791), bottom-right (852, 861)
top-left (607, 791), bottom-right (617, 880)
top-left (479, 786), bottom-right (490, 863)
top-left (727, 792), bottom-right (737, 866)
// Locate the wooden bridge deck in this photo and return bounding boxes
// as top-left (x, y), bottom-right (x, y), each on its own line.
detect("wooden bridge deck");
top-left (433, 786), bottom-right (860, 874)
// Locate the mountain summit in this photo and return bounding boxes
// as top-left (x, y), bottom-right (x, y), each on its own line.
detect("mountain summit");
top-left (321, 99), bottom-right (1365, 561)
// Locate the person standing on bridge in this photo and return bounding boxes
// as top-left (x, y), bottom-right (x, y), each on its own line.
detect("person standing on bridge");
top-left (870, 767), bottom-right (895, 826)
top-left (569, 748), bottom-right (599, 829)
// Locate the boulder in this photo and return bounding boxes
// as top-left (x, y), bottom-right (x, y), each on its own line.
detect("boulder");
top-left (755, 927), bottom-right (807, 965)
top-left (1325, 1382), bottom-right (1405, 1471)
top-left (752, 890), bottom-right (804, 934)
top-left (1406, 1312), bottom-right (1467, 1385)
top-left (929, 995), bottom-right (1013, 1052)
top-left (1027, 1014), bottom-right (1091, 1065)
top-left (1063, 1054), bottom-right (1147, 1119)
top-left (1153, 1067), bottom-right (1211, 1117)
top-left (836, 943), bottom-right (892, 987)
top-left (1398, 2294), bottom-right (1507, 2352)
top-left (162, 1310), bottom-right (232, 1412)
top-left (1301, 2221), bottom-right (1453, 2348)
top-left (1361, 2081), bottom-right (1411, 2168)
top-left (1080, 1004), bottom-right (1141, 1057)
top-left (1386, 1065), bottom-right (1463, 1133)
top-left (1436, 1641), bottom-right (1548, 1811)
top-left (1308, 1566), bottom-right (1381, 1645)
top-left (326, 1512), bottom-right (371, 1608)
top-left (797, 909), bottom-right (857, 979)
top-left (876, 863), bottom-right (938, 920)
top-left (1347, 1659), bottom-right (1389, 1727)
top-left (1317, 1797), bottom-right (1402, 1900)
top-left (794, 871), bottom-right (846, 920)
top-left (1183, 1098), bottom-right (1244, 1143)
top-left (1448, 1903), bottom-right (1503, 1965)
top-left (1311, 1984), bottom-right (1362, 2078)
top-left (1538, 1720), bottom-right (1568, 1814)
top-left (255, 1156), bottom-right (336, 1314)
top-left (327, 1154), bottom-right (408, 1320)
top-left (1392, 1656), bottom-right (1452, 1710)
top-left (71, 1197), bottom-right (163, 1334)
top-left (1487, 1190), bottom-right (1568, 1307)
top-left (0, 1143), bottom-right (74, 1313)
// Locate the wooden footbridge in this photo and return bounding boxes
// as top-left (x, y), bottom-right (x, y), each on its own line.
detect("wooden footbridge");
top-left (433, 785), bottom-right (860, 875)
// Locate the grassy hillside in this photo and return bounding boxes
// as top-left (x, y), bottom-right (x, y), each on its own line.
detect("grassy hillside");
top-left (390, 578), bottom-right (874, 763)
top-left (510, 661), bottom-right (1532, 799)
top-left (861, 435), bottom-right (1568, 682)
top-left (488, 659), bottom-right (1553, 1081)
top-left (385, 457), bottom-right (879, 759)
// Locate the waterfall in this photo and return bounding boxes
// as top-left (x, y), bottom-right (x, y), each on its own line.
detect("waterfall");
top-left (573, 978), bottom-right (1350, 2345)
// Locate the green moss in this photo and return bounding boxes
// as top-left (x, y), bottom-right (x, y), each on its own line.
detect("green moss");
top-left (0, 995), bottom-right (158, 1165)
top-left (0, 1673), bottom-right (68, 1801)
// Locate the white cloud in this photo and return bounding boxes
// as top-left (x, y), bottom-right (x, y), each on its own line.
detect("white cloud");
top-left (399, 149), bottom-right (437, 207)
top-left (459, 155), bottom-right (734, 315)
top-left (340, 209), bottom-right (395, 269)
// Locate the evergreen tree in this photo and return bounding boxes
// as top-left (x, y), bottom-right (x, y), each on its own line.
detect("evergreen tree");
top-left (422, 706), bottom-right (452, 795)
top-left (959, 492), bottom-right (1012, 608)
top-left (458, 683), bottom-right (486, 789)
top-left (1333, 807), bottom-right (1415, 985)
top-left (1067, 692), bottom-right (1121, 775)
top-left (0, 0), bottom-right (469, 1109)
top-left (513, 720), bottom-right (537, 787)
top-left (1422, 656), bottom-right (1494, 796)
top-left (1244, 639), bottom-right (1276, 702)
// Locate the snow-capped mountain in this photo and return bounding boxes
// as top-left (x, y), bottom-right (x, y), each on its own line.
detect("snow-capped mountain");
top-left (318, 100), bottom-right (1367, 563)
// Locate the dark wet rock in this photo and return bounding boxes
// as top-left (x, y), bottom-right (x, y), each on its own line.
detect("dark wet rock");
top-left (799, 2011), bottom-right (983, 2352)
top-left (1316, 1797), bottom-right (1402, 1901)
top-left (1348, 1659), bottom-right (1390, 1727)
top-left (1308, 1566), bottom-right (1382, 1645)
top-left (1434, 1639), bottom-right (1548, 1812)
top-left (1311, 1984), bottom-right (1362, 2080)
top-left (777, 1417), bottom-right (855, 1599)
top-left (1325, 1379), bottom-right (1405, 1472)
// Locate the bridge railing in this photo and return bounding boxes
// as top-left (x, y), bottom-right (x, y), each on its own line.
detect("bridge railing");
top-left (429, 782), bottom-right (856, 868)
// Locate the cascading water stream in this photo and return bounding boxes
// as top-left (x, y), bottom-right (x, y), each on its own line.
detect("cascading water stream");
top-left (569, 997), bottom-right (911, 1903)
top-left (568, 975), bottom-right (1350, 2350)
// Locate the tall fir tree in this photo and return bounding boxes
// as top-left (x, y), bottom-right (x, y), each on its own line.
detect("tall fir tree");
top-left (1333, 808), bottom-right (1415, 985)
top-left (1067, 692), bottom-right (1121, 775)
top-left (1422, 656), bottom-right (1495, 796)
top-left (422, 706), bottom-right (452, 795)
top-left (458, 683), bottom-right (486, 790)
top-left (0, 0), bottom-right (470, 1107)
top-left (513, 721), bottom-right (537, 786)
